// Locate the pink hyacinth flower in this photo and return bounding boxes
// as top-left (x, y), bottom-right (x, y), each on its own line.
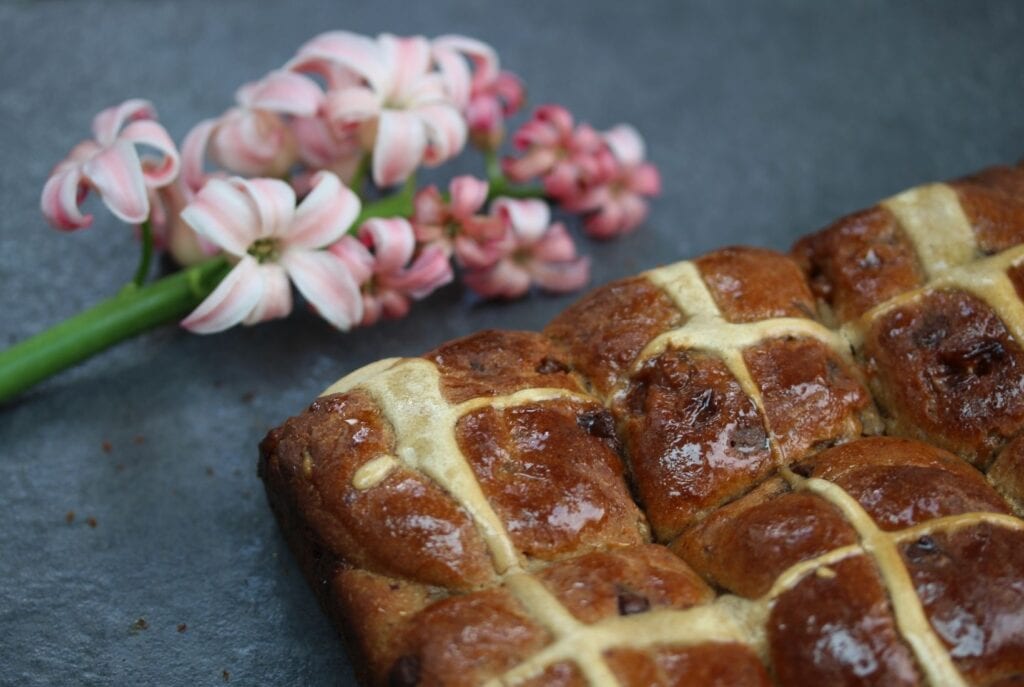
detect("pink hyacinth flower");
top-left (145, 178), bottom-right (218, 267)
top-left (291, 32), bottom-right (467, 187)
top-left (462, 198), bottom-right (590, 299)
top-left (41, 99), bottom-right (180, 230)
top-left (502, 105), bottom-right (615, 204)
top-left (181, 70), bottom-right (324, 192)
top-left (180, 171), bottom-right (363, 333)
top-left (330, 217), bottom-right (453, 326)
top-left (411, 175), bottom-right (503, 261)
top-left (432, 35), bottom-right (525, 150)
top-left (576, 124), bottom-right (662, 239)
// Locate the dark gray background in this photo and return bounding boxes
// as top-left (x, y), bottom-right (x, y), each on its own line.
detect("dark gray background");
top-left (1, 1), bottom-right (1022, 684)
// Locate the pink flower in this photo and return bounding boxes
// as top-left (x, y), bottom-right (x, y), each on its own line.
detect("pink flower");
top-left (330, 218), bottom-right (453, 326)
top-left (291, 32), bottom-right (467, 187)
top-left (462, 198), bottom-right (590, 299)
top-left (432, 35), bottom-right (525, 150)
top-left (502, 105), bottom-right (615, 202)
top-left (181, 70), bottom-right (324, 192)
top-left (411, 175), bottom-right (502, 261)
top-left (180, 171), bottom-right (363, 333)
top-left (145, 178), bottom-right (218, 267)
top-left (574, 125), bottom-right (661, 239)
top-left (41, 99), bottom-right (180, 230)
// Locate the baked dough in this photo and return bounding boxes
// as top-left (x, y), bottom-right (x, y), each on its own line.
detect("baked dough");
top-left (261, 162), bottom-right (1024, 686)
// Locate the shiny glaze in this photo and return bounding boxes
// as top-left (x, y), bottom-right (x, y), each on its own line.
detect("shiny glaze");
top-left (427, 330), bottom-right (583, 404)
top-left (768, 555), bottom-right (921, 686)
top-left (391, 588), bottom-right (550, 687)
top-left (604, 644), bottom-right (771, 687)
top-left (258, 391), bottom-right (495, 590)
top-left (535, 545), bottom-right (712, 624)
top-left (455, 400), bottom-right (647, 560)
top-left (546, 277), bottom-right (683, 396)
top-left (989, 434), bottom-right (1024, 511)
top-left (617, 348), bottom-right (773, 541)
top-left (674, 481), bottom-right (857, 597)
top-left (863, 289), bottom-right (1024, 466)
top-left (792, 205), bottom-right (925, 323)
top-left (807, 437), bottom-right (1011, 531)
top-left (743, 336), bottom-right (871, 461)
top-left (953, 164), bottom-right (1024, 254)
top-left (695, 246), bottom-right (817, 323)
top-left (900, 523), bottom-right (1024, 684)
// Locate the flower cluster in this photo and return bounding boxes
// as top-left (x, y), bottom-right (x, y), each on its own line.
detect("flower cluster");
top-left (40, 31), bottom-right (659, 335)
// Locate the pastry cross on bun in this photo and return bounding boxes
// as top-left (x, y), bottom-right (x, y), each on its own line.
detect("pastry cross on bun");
top-left (260, 162), bottom-right (1024, 686)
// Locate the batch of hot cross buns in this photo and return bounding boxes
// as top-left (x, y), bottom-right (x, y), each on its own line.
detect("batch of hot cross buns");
top-left (260, 162), bottom-right (1024, 687)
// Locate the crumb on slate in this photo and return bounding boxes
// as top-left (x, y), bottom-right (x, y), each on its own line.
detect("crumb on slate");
top-left (101, 441), bottom-right (113, 453)
top-left (206, 467), bottom-right (215, 477)
top-left (86, 517), bottom-right (98, 528)
top-left (222, 670), bottom-right (230, 682)
top-left (177, 623), bottom-right (187, 633)
top-left (130, 617), bottom-right (149, 632)
top-left (133, 435), bottom-right (146, 445)
top-left (65, 511), bottom-right (75, 525)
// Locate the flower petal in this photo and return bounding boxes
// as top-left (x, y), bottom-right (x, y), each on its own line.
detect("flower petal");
top-left (41, 166), bottom-right (92, 230)
top-left (386, 243), bottom-right (453, 299)
top-left (81, 139), bottom-right (149, 224)
top-left (463, 260), bottom-right (530, 299)
top-left (411, 184), bottom-right (444, 226)
top-left (281, 248), bottom-right (363, 331)
top-left (529, 255), bottom-right (591, 294)
top-left (292, 114), bottom-right (362, 168)
top-left (629, 162), bottom-right (662, 196)
top-left (379, 34), bottom-right (432, 101)
top-left (91, 98), bottom-right (156, 146)
top-left (493, 197), bottom-right (550, 242)
top-left (418, 103), bottom-right (467, 166)
top-left (235, 178), bottom-right (296, 240)
top-left (359, 217), bottom-right (416, 274)
top-left (236, 70), bottom-right (324, 117)
top-left (242, 263), bottom-right (294, 325)
top-left (210, 108), bottom-right (296, 178)
top-left (530, 222), bottom-right (578, 262)
top-left (432, 35), bottom-right (499, 89)
top-left (431, 43), bottom-right (471, 109)
top-left (324, 85), bottom-right (382, 130)
top-left (181, 255), bottom-right (264, 334)
top-left (181, 177), bottom-right (261, 255)
top-left (181, 118), bottom-right (217, 193)
top-left (289, 171), bottom-right (361, 249)
top-left (449, 175), bottom-right (488, 220)
top-left (603, 124), bottom-right (646, 166)
top-left (290, 31), bottom-right (387, 93)
top-left (119, 119), bottom-right (180, 188)
top-left (372, 109), bottom-right (427, 187)
top-left (328, 235), bottom-right (375, 284)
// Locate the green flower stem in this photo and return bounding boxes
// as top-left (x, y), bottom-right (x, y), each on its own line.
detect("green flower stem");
top-left (133, 219), bottom-right (154, 286)
top-left (0, 172), bottom-right (547, 403)
top-left (0, 257), bottom-right (229, 403)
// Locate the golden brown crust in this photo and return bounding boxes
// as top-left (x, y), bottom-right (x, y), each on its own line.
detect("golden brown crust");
top-left (694, 246), bottom-right (818, 323)
top-left (616, 348), bottom-right (773, 540)
top-left (427, 330), bottom-right (583, 404)
top-left (792, 205), bottom-right (925, 323)
top-left (860, 289), bottom-right (1024, 467)
top-left (767, 555), bottom-right (921, 686)
top-left (544, 277), bottom-right (683, 396)
top-left (900, 523), bottom-right (1024, 685)
top-left (261, 161), bottom-right (1024, 686)
top-left (455, 400), bottom-right (647, 561)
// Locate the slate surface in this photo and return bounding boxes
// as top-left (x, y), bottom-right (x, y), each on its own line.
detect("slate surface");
top-left (1, 1), bottom-right (1022, 684)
